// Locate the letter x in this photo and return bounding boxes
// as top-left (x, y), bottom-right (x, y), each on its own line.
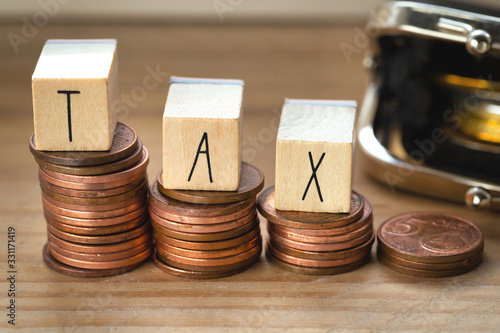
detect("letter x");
top-left (302, 152), bottom-right (325, 202)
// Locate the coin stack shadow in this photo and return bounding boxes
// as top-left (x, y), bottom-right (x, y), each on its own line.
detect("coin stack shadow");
top-left (377, 212), bottom-right (484, 278)
top-left (258, 186), bottom-right (374, 275)
top-left (150, 162), bottom-right (265, 279)
top-left (29, 123), bottom-right (153, 277)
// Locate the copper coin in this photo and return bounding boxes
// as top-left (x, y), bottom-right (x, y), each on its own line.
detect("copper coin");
top-left (377, 246), bottom-right (483, 271)
top-left (42, 147), bottom-right (149, 183)
top-left (48, 231), bottom-right (152, 254)
top-left (378, 240), bottom-right (484, 268)
top-left (266, 250), bottom-right (370, 276)
top-left (269, 228), bottom-right (373, 252)
top-left (157, 162), bottom-right (265, 204)
top-left (269, 221), bottom-right (373, 244)
top-left (267, 241), bottom-right (368, 268)
top-left (30, 123), bottom-right (138, 166)
top-left (150, 200), bottom-right (256, 225)
top-left (36, 139), bottom-right (143, 176)
top-left (156, 234), bottom-right (261, 259)
top-left (39, 166), bottom-right (146, 191)
top-left (43, 244), bottom-right (145, 278)
top-left (42, 196), bottom-right (146, 219)
top-left (158, 243), bottom-right (262, 272)
top-left (152, 217), bottom-right (259, 242)
top-left (44, 204), bottom-right (148, 227)
top-left (377, 212), bottom-right (484, 264)
top-left (42, 179), bottom-right (148, 205)
top-left (150, 181), bottom-right (256, 220)
top-left (377, 251), bottom-right (482, 278)
top-left (47, 222), bottom-right (150, 245)
top-left (39, 174), bottom-right (147, 198)
top-left (279, 196), bottom-right (372, 237)
top-left (42, 192), bottom-right (147, 213)
top-left (46, 215), bottom-right (148, 236)
top-left (48, 243), bottom-right (152, 270)
top-left (153, 252), bottom-right (256, 279)
top-left (49, 238), bottom-right (152, 262)
top-left (271, 232), bottom-right (375, 260)
top-left (154, 227), bottom-right (261, 251)
top-left (257, 186), bottom-right (364, 229)
top-left (150, 210), bottom-right (257, 234)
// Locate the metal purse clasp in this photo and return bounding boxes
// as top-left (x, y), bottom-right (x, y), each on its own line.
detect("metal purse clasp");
top-left (358, 1), bottom-right (500, 212)
top-left (437, 17), bottom-right (492, 56)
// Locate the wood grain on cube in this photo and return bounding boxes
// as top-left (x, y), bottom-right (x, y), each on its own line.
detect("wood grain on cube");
top-left (32, 39), bottom-right (119, 151)
top-left (162, 76), bottom-right (243, 191)
top-left (275, 99), bottom-right (356, 213)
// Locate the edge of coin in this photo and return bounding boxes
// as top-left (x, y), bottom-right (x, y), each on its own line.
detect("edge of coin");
top-left (266, 250), bottom-right (371, 275)
top-left (156, 162), bottom-right (265, 204)
top-left (153, 252), bottom-right (258, 279)
top-left (377, 251), bottom-right (483, 278)
top-left (43, 243), bottom-right (145, 278)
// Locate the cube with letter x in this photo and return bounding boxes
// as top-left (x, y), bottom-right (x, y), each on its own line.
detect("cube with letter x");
top-left (32, 39), bottom-right (119, 151)
top-left (162, 76), bottom-right (243, 191)
top-left (275, 99), bottom-right (356, 213)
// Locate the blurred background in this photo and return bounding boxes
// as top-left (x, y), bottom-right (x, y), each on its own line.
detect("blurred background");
top-left (1, 0), bottom-right (499, 182)
top-left (1, 0), bottom-right (388, 23)
top-left (1, 0), bottom-right (499, 22)
top-left (1, 0), bottom-right (499, 188)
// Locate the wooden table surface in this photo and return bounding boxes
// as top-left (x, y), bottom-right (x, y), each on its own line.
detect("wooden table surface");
top-left (1, 23), bottom-right (499, 332)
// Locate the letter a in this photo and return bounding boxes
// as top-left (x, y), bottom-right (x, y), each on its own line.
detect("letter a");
top-left (302, 152), bottom-right (325, 202)
top-left (188, 132), bottom-right (213, 183)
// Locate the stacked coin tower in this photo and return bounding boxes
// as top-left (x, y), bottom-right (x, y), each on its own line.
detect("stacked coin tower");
top-left (152, 76), bottom-right (264, 278)
top-left (259, 188), bottom-right (374, 274)
top-left (259, 99), bottom-right (374, 275)
top-left (30, 39), bottom-right (152, 277)
top-left (151, 162), bottom-right (264, 278)
top-left (30, 123), bottom-right (153, 277)
top-left (377, 212), bottom-right (484, 277)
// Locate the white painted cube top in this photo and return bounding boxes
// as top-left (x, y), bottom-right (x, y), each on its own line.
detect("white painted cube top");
top-left (32, 39), bottom-right (117, 79)
top-left (278, 99), bottom-right (357, 143)
top-left (163, 76), bottom-right (244, 119)
top-left (275, 99), bottom-right (357, 213)
top-left (32, 39), bottom-right (119, 151)
top-left (162, 76), bottom-right (244, 191)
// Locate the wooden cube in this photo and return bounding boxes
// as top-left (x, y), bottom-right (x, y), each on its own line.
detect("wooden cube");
top-left (162, 76), bottom-right (243, 191)
top-left (275, 99), bottom-right (357, 213)
top-left (32, 39), bottom-right (119, 151)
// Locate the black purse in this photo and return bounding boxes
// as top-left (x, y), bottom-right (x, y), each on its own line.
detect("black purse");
top-left (358, 0), bottom-right (500, 211)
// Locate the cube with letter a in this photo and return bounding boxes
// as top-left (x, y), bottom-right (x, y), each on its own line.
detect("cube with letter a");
top-left (32, 39), bottom-right (119, 151)
top-left (162, 76), bottom-right (243, 191)
top-left (275, 99), bottom-right (356, 213)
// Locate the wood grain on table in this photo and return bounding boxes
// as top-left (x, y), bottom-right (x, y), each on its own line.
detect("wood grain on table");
top-left (0, 23), bottom-right (499, 331)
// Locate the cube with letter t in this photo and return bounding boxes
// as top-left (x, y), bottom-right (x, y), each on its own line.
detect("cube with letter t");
top-left (275, 99), bottom-right (356, 213)
top-left (32, 39), bottom-right (119, 151)
top-left (162, 76), bottom-right (243, 191)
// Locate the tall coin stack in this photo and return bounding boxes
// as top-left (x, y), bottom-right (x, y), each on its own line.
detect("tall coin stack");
top-left (377, 212), bottom-right (484, 277)
top-left (258, 187), bottom-right (374, 275)
top-left (150, 162), bottom-right (265, 279)
top-left (30, 123), bottom-right (153, 277)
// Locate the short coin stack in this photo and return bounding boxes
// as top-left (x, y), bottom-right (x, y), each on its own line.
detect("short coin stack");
top-left (150, 162), bottom-right (265, 279)
top-left (258, 186), bottom-right (374, 275)
top-left (377, 212), bottom-right (484, 277)
top-left (30, 123), bottom-right (153, 277)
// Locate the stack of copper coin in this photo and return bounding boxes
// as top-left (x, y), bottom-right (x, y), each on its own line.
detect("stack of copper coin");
top-left (258, 186), bottom-right (374, 275)
top-left (150, 162), bottom-right (265, 279)
top-left (377, 212), bottom-right (484, 278)
top-left (29, 123), bottom-right (153, 277)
